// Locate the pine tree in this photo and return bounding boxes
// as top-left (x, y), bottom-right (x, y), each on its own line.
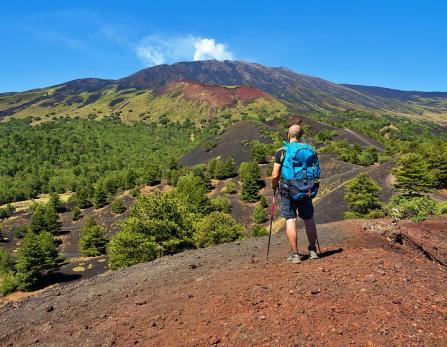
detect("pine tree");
top-left (213, 158), bottom-right (226, 179)
top-left (76, 186), bottom-right (93, 209)
top-left (253, 204), bottom-right (268, 223)
top-left (15, 231), bottom-right (63, 291)
top-left (144, 163), bottom-right (160, 186)
top-left (48, 192), bottom-right (64, 213)
top-left (239, 162), bottom-right (262, 202)
top-left (94, 181), bottom-right (109, 208)
top-left (79, 216), bottom-right (107, 257)
top-left (124, 169), bottom-right (137, 189)
top-left (392, 153), bottom-right (436, 195)
top-left (44, 204), bottom-right (62, 234)
top-left (176, 173), bottom-right (210, 214)
top-left (29, 204), bottom-right (47, 234)
top-left (223, 157), bottom-right (235, 178)
top-left (344, 173), bottom-right (382, 217)
top-left (111, 198), bottom-right (126, 214)
top-left (207, 157), bottom-right (219, 179)
top-left (38, 232), bottom-right (64, 272)
top-left (72, 207), bottom-right (82, 221)
top-left (259, 196), bottom-right (268, 209)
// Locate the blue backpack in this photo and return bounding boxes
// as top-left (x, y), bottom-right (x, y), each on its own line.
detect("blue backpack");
top-left (280, 141), bottom-right (320, 200)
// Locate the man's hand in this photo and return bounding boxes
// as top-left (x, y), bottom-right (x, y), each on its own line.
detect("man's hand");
top-left (271, 163), bottom-right (281, 190)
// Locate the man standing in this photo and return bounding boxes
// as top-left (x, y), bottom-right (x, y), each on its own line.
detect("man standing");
top-left (271, 124), bottom-right (320, 263)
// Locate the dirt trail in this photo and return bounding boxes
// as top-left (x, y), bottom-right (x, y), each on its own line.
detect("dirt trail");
top-left (1, 219), bottom-right (446, 347)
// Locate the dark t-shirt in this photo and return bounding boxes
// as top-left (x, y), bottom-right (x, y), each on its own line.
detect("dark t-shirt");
top-left (274, 148), bottom-right (286, 165)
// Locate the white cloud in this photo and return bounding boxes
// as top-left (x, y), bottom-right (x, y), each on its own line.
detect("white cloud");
top-left (135, 35), bottom-right (233, 66)
top-left (193, 38), bottom-right (233, 61)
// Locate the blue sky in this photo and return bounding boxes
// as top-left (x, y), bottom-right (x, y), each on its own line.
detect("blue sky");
top-left (1, 0), bottom-right (446, 92)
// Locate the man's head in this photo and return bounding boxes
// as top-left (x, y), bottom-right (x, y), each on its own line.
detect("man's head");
top-left (288, 124), bottom-right (303, 142)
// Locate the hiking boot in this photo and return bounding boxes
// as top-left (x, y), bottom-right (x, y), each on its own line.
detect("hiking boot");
top-left (287, 252), bottom-right (302, 264)
top-left (308, 247), bottom-right (319, 260)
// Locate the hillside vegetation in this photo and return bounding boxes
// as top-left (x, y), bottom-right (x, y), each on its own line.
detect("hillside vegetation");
top-left (1, 61), bottom-right (447, 123)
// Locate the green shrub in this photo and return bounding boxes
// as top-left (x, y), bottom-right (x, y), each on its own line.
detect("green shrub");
top-left (108, 230), bottom-right (162, 270)
top-left (0, 248), bottom-right (14, 275)
top-left (0, 272), bottom-right (17, 296)
top-left (176, 173), bottom-right (210, 214)
top-left (111, 198), bottom-right (126, 214)
top-left (251, 224), bottom-right (268, 237)
top-left (239, 162), bottom-right (262, 202)
top-left (73, 187), bottom-right (93, 209)
top-left (207, 157), bottom-right (235, 179)
top-left (130, 187), bottom-right (140, 197)
top-left (143, 163), bottom-right (160, 185)
top-left (48, 193), bottom-right (65, 213)
top-left (29, 203), bottom-right (62, 235)
top-left (71, 207), bottom-right (82, 221)
top-left (259, 196), bottom-right (268, 208)
top-left (221, 181), bottom-right (237, 194)
top-left (193, 212), bottom-right (244, 248)
top-left (79, 216), bottom-right (107, 257)
top-left (314, 129), bottom-right (337, 145)
top-left (392, 153), bottom-right (436, 195)
top-left (108, 192), bottom-right (194, 269)
top-left (251, 141), bottom-right (268, 163)
top-left (203, 139), bottom-right (217, 152)
top-left (93, 181), bottom-right (109, 208)
top-left (437, 201), bottom-right (447, 215)
top-left (253, 205), bottom-right (267, 223)
top-left (0, 204), bottom-right (15, 220)
top-left (15, 231), bottom-right (63, 291)
top-left (13, 225), bottom-right (28, 239)
top-left (210, 196), bottom-right (231, 213)
top-left (344, 173), bottom-right (382, 218)
top-left (387, 195), bottom-right (438, 222)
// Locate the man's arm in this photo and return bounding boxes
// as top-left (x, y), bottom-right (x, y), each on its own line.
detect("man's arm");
top-left (271, 163), bottom-right (281, 190)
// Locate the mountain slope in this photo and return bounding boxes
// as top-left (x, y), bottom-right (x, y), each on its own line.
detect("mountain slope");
top-left (1, 60), bottom-right (447, 122)
top-left (1, 219), bottom-right (446, 346)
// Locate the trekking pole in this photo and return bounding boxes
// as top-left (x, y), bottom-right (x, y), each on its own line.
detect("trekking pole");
top-left (316, 234), bottom-right (322, 256)
top-left (266, 188), bottom-right (277, 262)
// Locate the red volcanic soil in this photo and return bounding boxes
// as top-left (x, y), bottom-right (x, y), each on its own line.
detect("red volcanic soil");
top-left (1, 218), bottom-right (446, 346)
top-left (161, 80), bottom-right (270, 108)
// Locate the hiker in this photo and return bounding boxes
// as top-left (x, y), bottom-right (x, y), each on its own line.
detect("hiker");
top-left (271, 124), bottom-right (320, 263)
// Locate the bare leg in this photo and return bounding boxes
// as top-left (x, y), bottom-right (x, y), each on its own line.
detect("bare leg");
top-left (286, 218), bottom-right (298, 252)
top-left (303, 218), bottom-right (317, 250)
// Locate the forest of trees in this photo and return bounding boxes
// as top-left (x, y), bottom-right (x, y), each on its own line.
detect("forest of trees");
top-left (0, 117), bottom-right (213, 205)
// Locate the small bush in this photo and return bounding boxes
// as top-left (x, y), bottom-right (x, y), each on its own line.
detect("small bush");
top-left (210, 196), bottom-right (231, 213)
top-left (253, 205), bottom-right (268, 223)
top-left (111, 198), bottom-right (126, 214)
top-left (79, 216), bottom-right (107, 257)
top-left (239, 162), bottom-right (262, 202)
top-left (0, 272), bottom-right (17, 296)
top-left (0, 248), bottom-right (14, 275)
top-left (344, 173), bottom-right (382, 218)
top-left (193, 212), bottom-right (244, 248)
top-left (251, 224), bottom-right (268, 237)
top-left (221, 181), bottom-right (237, 194)
top-left (437, 201), bottom-right (447, 215)
top-left (259, 196), bottom-right (268, 209)
top-left (108, 230), bottom-right (162, 270)
top-left (130, 187), bottom-right (140, 197)
top-left (71, 207), bottom-right (82, 221)
top-left (387, 195), bottom-right (439, 222)
top-left (13, 225), bottom-right (28, 240)
top-left (14, 231), bottom-right (63, 291)
top-left (108, 192), bottom-right (195, 269)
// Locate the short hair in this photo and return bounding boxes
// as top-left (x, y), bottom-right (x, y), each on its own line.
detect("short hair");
top-left (288, 124), bottom-right (303, 139)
